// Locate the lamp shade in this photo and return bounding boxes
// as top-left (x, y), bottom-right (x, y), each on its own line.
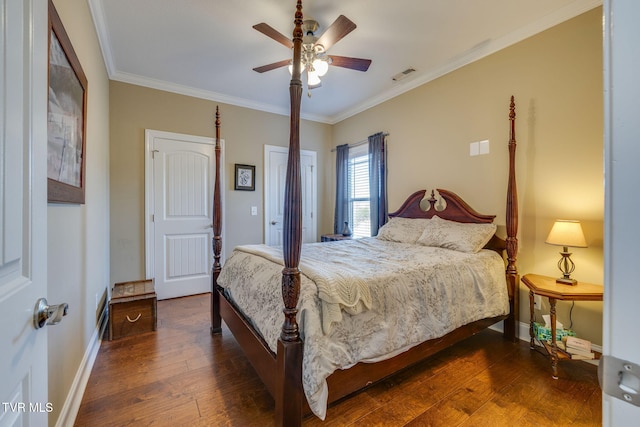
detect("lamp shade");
top-left (288, 61), bottom-right (304, 76)
top-left (545, 220), bottom-right (587, 248)
top-left (307, 70), bottom-right (321, 87)
top-left (313, 58), bottom-right (329, 76)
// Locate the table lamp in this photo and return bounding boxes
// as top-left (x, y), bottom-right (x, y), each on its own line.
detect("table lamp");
top-left (545, 220), bottom-right (587, 285)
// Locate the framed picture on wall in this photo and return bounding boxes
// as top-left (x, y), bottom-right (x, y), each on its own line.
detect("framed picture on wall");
top-left (234, 164), bottom-right (255, 191)
top-left (47, 0), bottom-right (88, 204)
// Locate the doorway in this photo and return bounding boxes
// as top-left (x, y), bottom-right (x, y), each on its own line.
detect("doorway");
top-left (144, 130), bottom-right (224, 300)
top-left (264, 145), bottom-right (317, 245)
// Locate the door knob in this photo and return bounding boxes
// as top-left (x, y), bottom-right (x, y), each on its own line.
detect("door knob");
top-left (34, 298), bottom-right (69, 329)
top-left (271, 220), bottom-right (278, 225)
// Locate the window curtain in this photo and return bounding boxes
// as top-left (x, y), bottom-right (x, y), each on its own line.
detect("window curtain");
top-left (368, 132), bottom-right (387, 236)
top-left (334, 144), bottom-right (350, 234)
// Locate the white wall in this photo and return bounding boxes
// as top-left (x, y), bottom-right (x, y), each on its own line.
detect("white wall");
top-left (47, 1), bottom-right (110, 425)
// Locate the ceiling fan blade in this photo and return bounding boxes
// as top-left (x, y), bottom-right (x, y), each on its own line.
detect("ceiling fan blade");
top-left (253, 23), bottom-right (294, 49)
top-left (253, 59), bottom-right (291, 73)
top-left (315, 15), bottom-right (356, 51)
top-left (329, 55), bottom-right (372, 72)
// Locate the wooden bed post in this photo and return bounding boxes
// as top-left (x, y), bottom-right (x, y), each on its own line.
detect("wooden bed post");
top-left (505, 96), bottom-right (519, 342)
top-left (211, 106), bottom-right (223, 334)
top-left (275, 1), bottom-right (304, 425)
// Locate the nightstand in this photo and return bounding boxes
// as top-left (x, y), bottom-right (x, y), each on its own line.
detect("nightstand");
top-left (521, 274), bottom-right (603, 379)
top-left (320, 234), bottom-right (352, 242)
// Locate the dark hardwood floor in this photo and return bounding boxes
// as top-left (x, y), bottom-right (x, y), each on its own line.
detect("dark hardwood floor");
top-left (74, 294), bottom-right (601, 426)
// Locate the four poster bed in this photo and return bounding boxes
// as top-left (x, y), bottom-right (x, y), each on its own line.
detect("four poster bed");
top-left (209, 2), bottom-right (519, 425)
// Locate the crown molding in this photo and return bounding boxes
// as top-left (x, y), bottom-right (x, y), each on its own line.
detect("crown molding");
top-left (89, 0), bottom-right (601, 125)
top-left (109, 71), bottom-right (333, 124)
top-left (329, 0), bottom-right (603, 124)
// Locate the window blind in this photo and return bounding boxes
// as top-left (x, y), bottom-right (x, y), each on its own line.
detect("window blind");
top-left (348, 144), bottom-right (371, 238)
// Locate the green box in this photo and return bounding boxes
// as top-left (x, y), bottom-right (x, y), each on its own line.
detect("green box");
top-left (533, 322), bottom-right (576, 342)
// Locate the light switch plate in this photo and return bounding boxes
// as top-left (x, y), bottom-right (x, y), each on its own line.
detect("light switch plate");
top-left (469, 142), bottom-right (479, 156)
top-left (479, 140), bottom-right (490, 154)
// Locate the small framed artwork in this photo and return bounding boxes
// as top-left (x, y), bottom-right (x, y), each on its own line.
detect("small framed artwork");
top-left (234, 164), bottom-right (255, 191)
top-left (47, 0), bottom-right (88, 204)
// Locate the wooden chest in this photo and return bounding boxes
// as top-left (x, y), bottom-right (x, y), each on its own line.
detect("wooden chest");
top-left (109, 279), bottom-right (157, 340)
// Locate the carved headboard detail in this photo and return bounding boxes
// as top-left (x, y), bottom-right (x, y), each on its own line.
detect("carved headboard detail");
top-left (388, 189), bottom-right (506, 252)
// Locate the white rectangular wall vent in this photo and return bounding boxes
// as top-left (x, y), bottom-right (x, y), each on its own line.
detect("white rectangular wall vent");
top-left (392, 68), bottom-right (416, 81)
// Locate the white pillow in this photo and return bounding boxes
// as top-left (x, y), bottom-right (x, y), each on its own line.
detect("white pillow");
top-left (376, 217), bottom-right (431, 244)
top-left (416, 215), bottom-right (496, 253)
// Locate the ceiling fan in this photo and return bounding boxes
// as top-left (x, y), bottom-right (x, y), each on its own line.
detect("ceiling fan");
top-left (252, 15), bottom-right (372, 89)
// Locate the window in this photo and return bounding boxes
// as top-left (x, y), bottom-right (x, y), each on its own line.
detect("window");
top-left (347, 144), bottom-right (371, 238)
top-left (334, 133), bottom-right (386, 239)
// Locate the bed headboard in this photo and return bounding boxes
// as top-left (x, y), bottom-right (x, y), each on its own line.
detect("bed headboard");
top-left (389, 189), bottom-right (494, 223)
top-left (388, 189), bottom-right (506, 252)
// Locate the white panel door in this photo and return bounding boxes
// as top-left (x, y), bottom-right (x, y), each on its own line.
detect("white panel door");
top-left (0, 0), bottom-right (49, 425)
top-left (149, 131), bottom-right (216, 300)
top-left (602, 0), bottom-right (640, 424)
top-left (264, 145), bottom-right (317, 246)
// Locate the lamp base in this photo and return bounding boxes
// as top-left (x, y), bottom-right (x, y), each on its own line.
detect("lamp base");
top-left (555, 248), bottom-right (578, 285)
top-left (556, 277), bottom-right (578, 286)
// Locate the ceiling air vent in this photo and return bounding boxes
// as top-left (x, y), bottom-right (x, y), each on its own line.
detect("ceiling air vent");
top-left (392, 67), bottom-right (416, 82)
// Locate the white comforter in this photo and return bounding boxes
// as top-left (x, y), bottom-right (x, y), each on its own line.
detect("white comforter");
top-left (217, 238), bottom-right (509, 419)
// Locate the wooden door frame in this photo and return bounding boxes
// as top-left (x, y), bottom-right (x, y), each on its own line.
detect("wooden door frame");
top-left (144, 129), bottom-right (225, 279)
top-left (263, 144), bottom-right (317, 245)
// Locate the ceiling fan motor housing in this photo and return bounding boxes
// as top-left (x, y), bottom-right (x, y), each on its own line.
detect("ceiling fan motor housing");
top-left (302, 20), bottom-right (319, 36)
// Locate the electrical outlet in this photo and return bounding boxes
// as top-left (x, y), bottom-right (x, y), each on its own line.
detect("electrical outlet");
top-left (534, 295), bottom-right (542, 309)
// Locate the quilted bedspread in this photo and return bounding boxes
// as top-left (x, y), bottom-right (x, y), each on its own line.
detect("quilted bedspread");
top-left (217, 237), bottom-right (509, 420)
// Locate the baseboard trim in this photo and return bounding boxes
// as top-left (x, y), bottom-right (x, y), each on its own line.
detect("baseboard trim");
top-left (55, 306), bottom-right (108, 427)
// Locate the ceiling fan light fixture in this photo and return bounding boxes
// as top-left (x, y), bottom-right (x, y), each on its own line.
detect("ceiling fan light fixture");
top-left (312, 58), bottom-right (329, 77)
top-left (253, 15), bottom-right (370, 91)
top-left (288, 61), bottom-right (304, 76)
top-left (307, 70), bottom-right (321, 87)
